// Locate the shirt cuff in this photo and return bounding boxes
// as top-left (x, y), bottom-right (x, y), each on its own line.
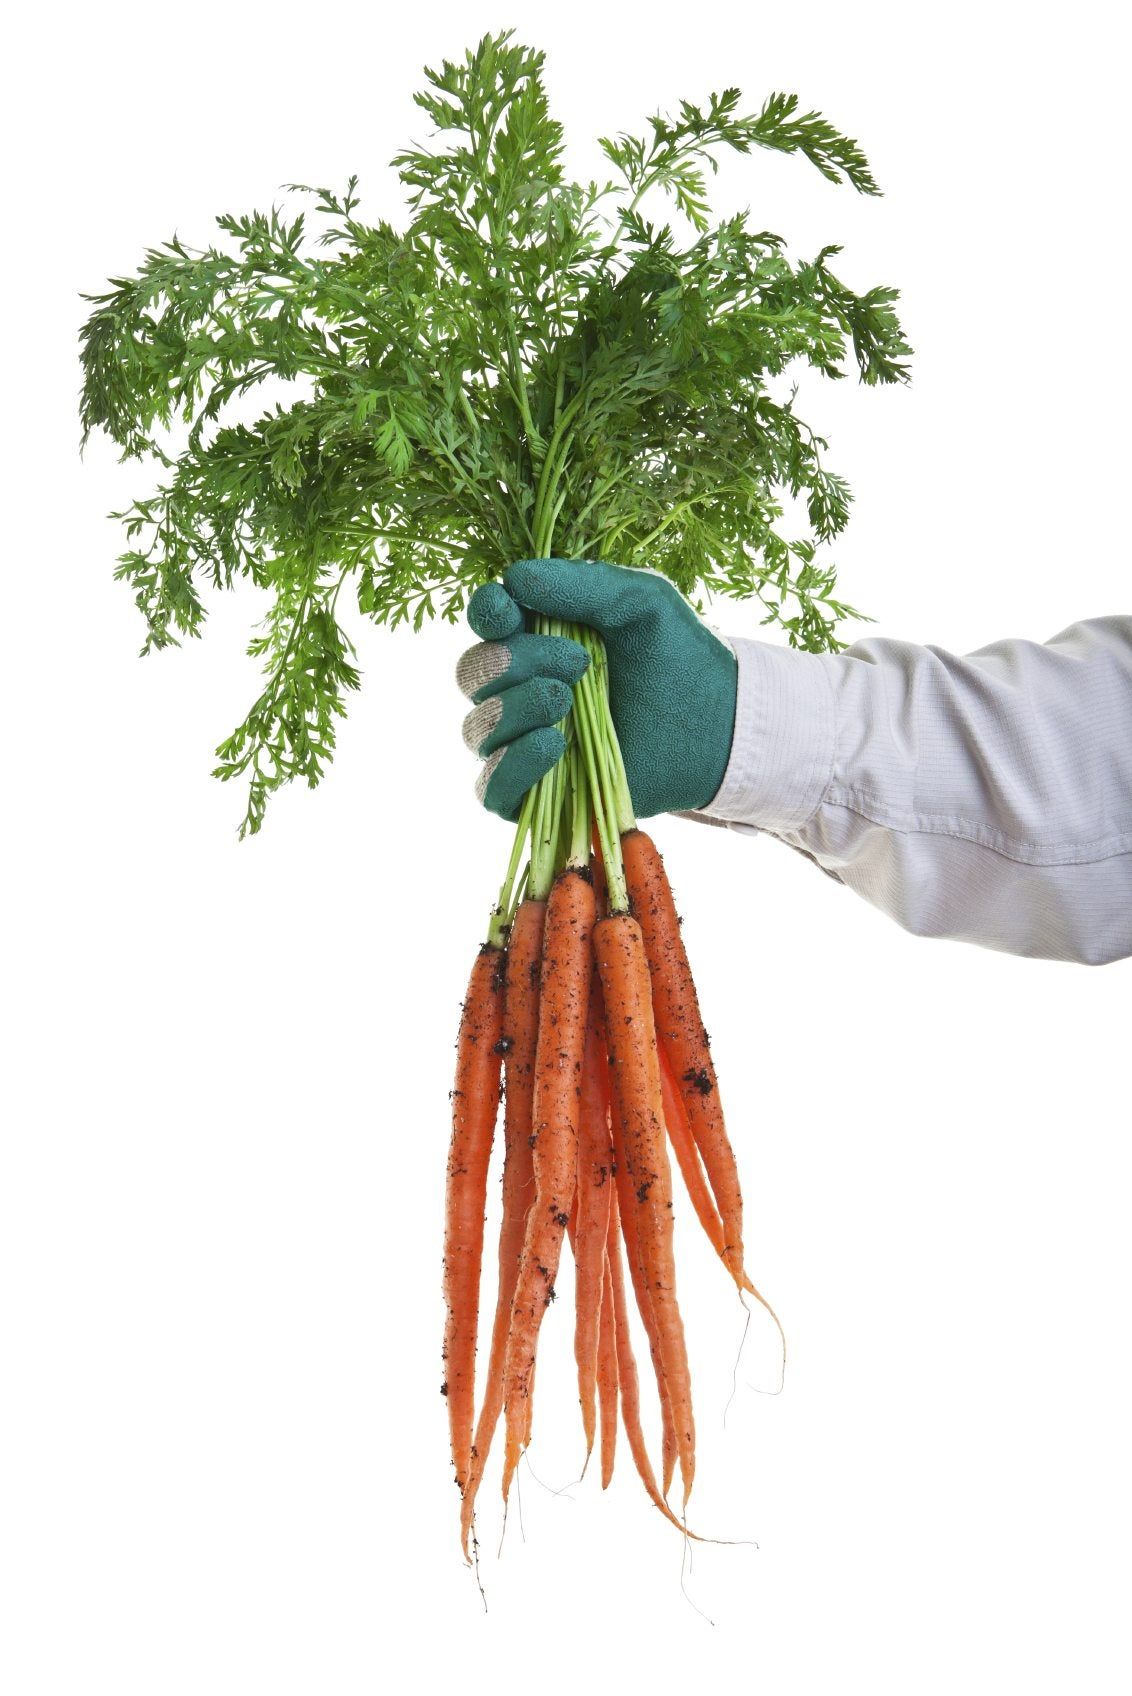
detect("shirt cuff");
top-left (692, 636), bottom-right (837, 831)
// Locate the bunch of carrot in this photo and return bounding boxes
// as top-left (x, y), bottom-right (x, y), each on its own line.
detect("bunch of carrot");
top-left (443, 628), bottom-right (778, 1556)
top-left (76, 34), bottom-right (901, 1557)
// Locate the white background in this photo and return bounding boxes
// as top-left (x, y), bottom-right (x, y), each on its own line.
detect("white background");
top-left (3, 1), bottom-right (1129, 1690)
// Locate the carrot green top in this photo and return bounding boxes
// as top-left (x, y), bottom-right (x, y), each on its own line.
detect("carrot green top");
top-left (79, 29), bottom-right (909, 836)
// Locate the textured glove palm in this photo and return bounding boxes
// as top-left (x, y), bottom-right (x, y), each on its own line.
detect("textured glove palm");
top-left (457, 558), bottom-right (737, 821)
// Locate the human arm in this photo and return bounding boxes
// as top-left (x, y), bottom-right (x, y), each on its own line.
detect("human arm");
top-left (698, 616), bottom-right (1132, 965)
top-left (456, 557), bottom-right (1132, 966)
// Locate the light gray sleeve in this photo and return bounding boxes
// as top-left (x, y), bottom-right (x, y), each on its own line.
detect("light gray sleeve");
top-left (690, 617), bottom-right (1132, 965)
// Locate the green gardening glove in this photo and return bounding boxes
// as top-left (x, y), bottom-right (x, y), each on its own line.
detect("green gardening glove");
top-left (456, 558), bottom-right (738, 821)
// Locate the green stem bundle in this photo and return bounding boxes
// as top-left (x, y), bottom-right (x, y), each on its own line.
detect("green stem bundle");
top-left (486, 599), bottom-right (631, 943)
top-left (486, 375), bottom-right (641, 940)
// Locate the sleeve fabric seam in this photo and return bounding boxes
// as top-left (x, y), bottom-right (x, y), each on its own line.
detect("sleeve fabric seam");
top-left (808, 653), bottom-right (839, 828)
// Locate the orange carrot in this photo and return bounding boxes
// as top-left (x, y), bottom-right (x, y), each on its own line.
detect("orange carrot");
top-left (594, 834), bottom-right (675, 1483)
top-left (573, 980), bottom-right (615, 1462)
top-left (600, 992), bottom-right (679, 1496)
top-left (595, 910), bottom-right (696, 1503)
top-left (459, 899), bottom-right (545, 1558)
top-left (442, 942), bottom-right (505, 1494)
top-left (622, 827), bottom-right (745, 1286)
top-left (501, 865), bottom-right (596, 1497)
top-left (605, 1191), bottom-right (691, 1534)
top-left (596, 1250), bottom-right (619, 1489)
top-left (637, 845), bottom-right (785, 1355)
top-left (614, 1163), bottom-right (677, 1496)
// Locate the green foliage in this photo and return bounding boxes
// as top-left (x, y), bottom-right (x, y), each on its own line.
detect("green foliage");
top-left (80, 30), bottom-right (910, 833)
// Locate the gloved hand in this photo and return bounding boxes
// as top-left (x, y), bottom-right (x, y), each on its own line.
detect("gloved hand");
top-left (456, 558), bottom-right (738, 821)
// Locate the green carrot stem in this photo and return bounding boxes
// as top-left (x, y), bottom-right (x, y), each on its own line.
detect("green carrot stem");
top-left (487, 785), bottom-right (536, 947)
top-left (566, 735), bottom-right (591, 867)
top-left (492, 546), bottom-right (636, 918)
top-left (530, 677), bottom-right (573, 898)
top-left (579, 627), bottom-right (636, 836)
top-left (528, 751), bottom-right (557, 900)
top-left (531, 400), bottom-right (584, 553)
top-left (571, 640), bottom-right (627, 912)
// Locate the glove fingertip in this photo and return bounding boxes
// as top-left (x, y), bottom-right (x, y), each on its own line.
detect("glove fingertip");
top-left (468, 580), bottom-right (523, 641)
top-left (542, 677), bottom-right (574, 719)
top-left (478, 726), bottom-right (566, 819)
top-left (558, 641), bottom-right (590, 684)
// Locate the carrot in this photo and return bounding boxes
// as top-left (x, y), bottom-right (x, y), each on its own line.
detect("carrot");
top-left (573, 979), bottom-right (615, 1462)
top-left (622, 827), bottom-right (746, 1287)
top-left (595, 910), bottom-right (696, 1504)
top-left (596, 1250), bottom-right (619, 1488)
top-left (598, 991), bottom-right (679, 1497)
top-left (617, 1175), bottom-right (677, 1497)
top-left (629, 835), bottom-right (786, 1362)
top-left (596, 833), bottom-right (676, 1490)
top-left (605, 1192), bottom-right (691, 1534)
top-left (602, 830), bottom-right (727, 1267)
top-left (458, 898), bottom-right (545, 1558)
top-left (442, 942), bottom-right (505, 1494)
top-left (501, 865), bottom-right (596, 1497)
